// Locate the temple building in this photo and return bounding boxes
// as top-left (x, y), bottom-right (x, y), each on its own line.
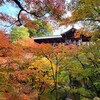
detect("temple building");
top-left (34, 28), bottom-right (91, 45)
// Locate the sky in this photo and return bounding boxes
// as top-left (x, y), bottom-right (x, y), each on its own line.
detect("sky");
top-left (0, 2), bottom-right (19, 18)
top-left (0, 2), bottom-right (20, 31)
top-left (0, 0), bottom-right (81, 35)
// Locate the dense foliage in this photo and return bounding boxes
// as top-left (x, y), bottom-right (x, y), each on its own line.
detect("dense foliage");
top-left (0, 0), bottom-right (100, 100)
top-left (28, 19), bottom-right (53, 37)
top-left (0, 30), bottom-right (100, 100)
top-left (61, 0), bottom-right (100, 33)
top-left (10, 26), bottom-right (29, 42)
top-left (0, 0), bottom-right (66, 26)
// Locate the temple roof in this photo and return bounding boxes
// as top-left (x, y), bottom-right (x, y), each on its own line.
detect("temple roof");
top-left (61, 28), bottom-right (76, 39)
top-left (34, 35), bottom-right (62, 40)
top-left (34, 35), bottom-right (64, 43)
top-left (34, 28), bottom-right (90, 43)
top-left (34, 28), bottom-right (77, 43)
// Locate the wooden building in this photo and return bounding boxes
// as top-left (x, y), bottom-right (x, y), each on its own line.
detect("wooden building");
top-left (34, 28), bottom-right (91, 45)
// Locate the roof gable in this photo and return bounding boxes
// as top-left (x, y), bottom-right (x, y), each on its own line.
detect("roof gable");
top-left (61, 28), bottom-right (76, 38)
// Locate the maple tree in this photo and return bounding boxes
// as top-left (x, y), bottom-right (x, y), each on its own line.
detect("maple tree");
top-left (28, 19), bottom-right (53, 37)
top-left (0, 0), bottom-right (100, 99)
top-left (56, 40), bottom-right (100, 99)
top-left (10, 26), bottom-right (29, 42)
top-left (61, 0), bottom-right (100, 35)
top-left (0, 31), bottom-right (57, 99)
top-left (0, 29), bottom-right (100, 100)
top-left (70, 0), bottom-right (100, 23)
top-left (64, 0), bottom-right (100, 23)
top-left (0, 31), bottom-right (35, 99)
top-left (0, 0), bottom-right (66, 26)
top-left (32, 43), bottom-right (80, 100)
top-left (33, 41), bottom-right (100, 100)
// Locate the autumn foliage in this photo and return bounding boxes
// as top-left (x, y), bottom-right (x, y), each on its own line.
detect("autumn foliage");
top-left (0, 29), bottom-right (100, 100)
top-left (0, 0), bottom-right (100, 99)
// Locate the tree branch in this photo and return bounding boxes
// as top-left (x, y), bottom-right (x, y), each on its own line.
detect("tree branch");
top-left (11, 0), bottom-right (49, 26)
top-left (13, 0), bottom-right (24, 10)
top-left (17, 9), bottom-right (23, 25)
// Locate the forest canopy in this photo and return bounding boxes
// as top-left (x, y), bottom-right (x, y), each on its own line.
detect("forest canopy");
top-left (0, 0), bottom-right (100, 100)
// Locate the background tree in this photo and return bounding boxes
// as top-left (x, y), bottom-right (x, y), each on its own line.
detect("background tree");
top-left (28, 19), bottom-right (53, 37)
top-left (10, 26), bottom-right (29, 42)
top-left (61, 0), bottom-right (100, 33)
top-left (69, 0), bottom-right (100, 22)
top-left (0, 30), bottom-right (100, 99)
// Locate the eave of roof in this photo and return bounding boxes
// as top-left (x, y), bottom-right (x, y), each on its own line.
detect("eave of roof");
top-left (34, 35), bottom-right (62, 40)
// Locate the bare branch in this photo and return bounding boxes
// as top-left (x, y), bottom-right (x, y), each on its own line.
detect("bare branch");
top-left (13, 0), bottom-right (24, 10)
top-left (17, 9), bottom-right (23, 25)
